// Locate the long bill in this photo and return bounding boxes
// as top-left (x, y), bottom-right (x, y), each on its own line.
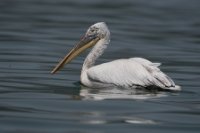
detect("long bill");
top-left (51, 34), bottom-right (100, 74)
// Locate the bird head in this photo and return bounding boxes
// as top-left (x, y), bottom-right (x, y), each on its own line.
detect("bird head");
top-left (51, 22), bottom-right (110, 74)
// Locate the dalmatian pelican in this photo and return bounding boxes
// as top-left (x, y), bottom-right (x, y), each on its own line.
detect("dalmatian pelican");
top-left (51, 22), bottom-right (181, 91)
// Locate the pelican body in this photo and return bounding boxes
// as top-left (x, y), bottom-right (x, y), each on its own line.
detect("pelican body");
top-left (51, 22), bottom-right (181, 91)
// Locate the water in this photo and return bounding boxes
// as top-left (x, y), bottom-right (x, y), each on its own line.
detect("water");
top-left (0, 0), bottom-right (200, 132)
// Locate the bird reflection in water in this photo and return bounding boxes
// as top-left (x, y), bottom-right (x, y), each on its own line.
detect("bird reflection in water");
top-left (79, 85), bottom-right (167, 100)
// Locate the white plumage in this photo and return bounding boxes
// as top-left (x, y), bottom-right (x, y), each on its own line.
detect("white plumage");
top-left (52, 22), bottom-right (181, 91)
top-left (85, 58), bottom-right (180, 90)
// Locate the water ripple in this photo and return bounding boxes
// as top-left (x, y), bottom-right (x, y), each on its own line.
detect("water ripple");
top-left (0, 0), bottom-right (200, 132)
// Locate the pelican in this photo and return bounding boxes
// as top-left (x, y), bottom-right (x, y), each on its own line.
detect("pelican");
top-left (51, 22), bottom-right (181, 91)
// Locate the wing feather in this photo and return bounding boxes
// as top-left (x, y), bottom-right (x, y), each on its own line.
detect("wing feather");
top-left (132, 58), bottom-right (175, 87)
top-left (87, 57), bottom-right (176, 90)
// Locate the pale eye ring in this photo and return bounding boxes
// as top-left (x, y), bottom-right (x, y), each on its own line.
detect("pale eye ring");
top-left (90, 29), bottom-right (95, 32)
top-left (90, 27), bottom-right (97, 33)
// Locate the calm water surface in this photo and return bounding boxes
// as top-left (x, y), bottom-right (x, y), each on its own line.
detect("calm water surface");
top-left (0, 0), bottom-right (200, 133)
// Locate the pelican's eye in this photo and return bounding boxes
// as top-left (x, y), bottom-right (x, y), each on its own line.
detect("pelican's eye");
top-left (90, 28), bottom-right (95, 33)
top-left (89, 27), bottom-right (98, 34)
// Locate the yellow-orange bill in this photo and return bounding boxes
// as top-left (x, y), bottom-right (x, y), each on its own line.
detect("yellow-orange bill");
top-left (51, 36), bottom-right (100, 74)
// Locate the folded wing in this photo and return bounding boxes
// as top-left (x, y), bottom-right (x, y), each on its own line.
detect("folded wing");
top-left (87, 57), bottom-right (180, 90)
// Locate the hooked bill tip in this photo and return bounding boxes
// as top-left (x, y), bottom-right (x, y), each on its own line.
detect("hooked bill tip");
top-left (51, 70), bottom-right (56, 74)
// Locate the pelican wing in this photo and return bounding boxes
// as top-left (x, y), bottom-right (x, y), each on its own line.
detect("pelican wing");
top-left (87, 57), bottom-right (178, 90)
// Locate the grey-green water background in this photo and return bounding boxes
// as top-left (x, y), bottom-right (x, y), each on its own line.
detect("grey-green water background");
top-left (0, 0), bottom-right (200, 133)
